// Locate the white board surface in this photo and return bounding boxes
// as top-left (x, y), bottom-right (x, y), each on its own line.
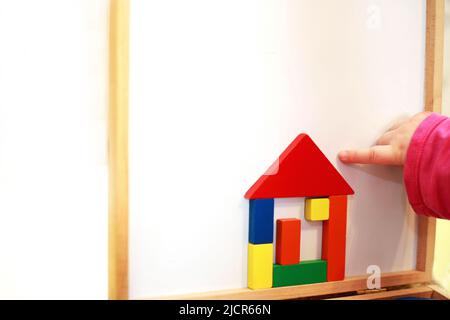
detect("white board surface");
top-left (129, 0), bottom-right (425, 298)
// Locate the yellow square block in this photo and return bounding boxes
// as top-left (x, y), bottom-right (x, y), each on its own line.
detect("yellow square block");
top-left (305, 198), bottom-right (329, 221)
top-left (248, 243), bottom-right (273, 289)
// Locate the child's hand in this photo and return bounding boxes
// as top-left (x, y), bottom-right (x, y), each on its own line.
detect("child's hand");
top-left (338, 112), bottom-right (432, 165)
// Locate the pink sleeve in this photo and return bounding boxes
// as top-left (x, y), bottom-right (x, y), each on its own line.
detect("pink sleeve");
top-left (404, 113), bottom-right (450, 220)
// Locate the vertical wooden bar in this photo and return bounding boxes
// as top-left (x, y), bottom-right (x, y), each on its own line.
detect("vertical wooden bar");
top-left (416, 211), bottom-right (436, 279)
top-left (415, 0), bottom-right (444, 280)
top-left (425, 0), bottom-right (444, 113)
top-left (109, 0), bottom-right (129, 300)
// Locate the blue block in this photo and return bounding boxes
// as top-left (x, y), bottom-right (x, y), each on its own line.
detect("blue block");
top-left (249, 199), bottom-right (274, 244)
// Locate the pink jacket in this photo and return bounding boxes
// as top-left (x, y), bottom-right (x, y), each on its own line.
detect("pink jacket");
top-left (404, 113), bottom-right (450, 220)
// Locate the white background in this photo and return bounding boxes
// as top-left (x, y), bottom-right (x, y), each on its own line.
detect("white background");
top-left (0, 0), bottom-right (108, 299)
top-left (130, 0), bottom-right (424, 298)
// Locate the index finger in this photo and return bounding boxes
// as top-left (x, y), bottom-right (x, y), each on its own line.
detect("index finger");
top-left (339, 145), bottom-right (397, 165)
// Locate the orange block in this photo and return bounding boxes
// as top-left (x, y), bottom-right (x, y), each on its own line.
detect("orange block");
top-left (276, 218), bottom-right (301, 265)
top-left (322, 195), bottom-right (347, 281)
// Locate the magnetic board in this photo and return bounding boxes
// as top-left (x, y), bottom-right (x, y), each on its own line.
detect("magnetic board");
top-left (129, 0), bottom-right (425, 298)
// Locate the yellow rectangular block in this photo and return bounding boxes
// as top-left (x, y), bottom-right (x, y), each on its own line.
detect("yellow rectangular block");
top-left (305, 198), bottom-right (329, 221)
top-left (248, 243), bottom-right (273, 289)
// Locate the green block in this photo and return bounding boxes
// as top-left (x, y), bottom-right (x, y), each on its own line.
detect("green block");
top-left (273, 260), bottom-right (327, 287)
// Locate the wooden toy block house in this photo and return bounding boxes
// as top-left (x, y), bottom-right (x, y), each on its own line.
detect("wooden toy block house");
top-left (245, 134), bottom-right (354, 289)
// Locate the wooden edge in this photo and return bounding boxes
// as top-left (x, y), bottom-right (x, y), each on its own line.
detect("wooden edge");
top-left (150, 271), bottom-right (428, 300)
top-left (108, 0), bottom-right (130, 300)
top-left (428, 284), bottom-right (450, 300)
top-left (425, 0), bottom-right (444, 113)
top-left (416, 215), bottom-right (436, 280)
top-left (414, 0), bottom-right (445, 282)
top-left (328, 286), bottom-right (433, 300)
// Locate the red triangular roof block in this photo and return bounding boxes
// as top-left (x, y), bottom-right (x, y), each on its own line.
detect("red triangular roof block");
top-left (245, 134), bottom-right (354, 199)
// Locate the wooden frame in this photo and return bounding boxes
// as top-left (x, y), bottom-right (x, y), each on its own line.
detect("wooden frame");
top-left (108, 0), bottom-right (129, 300)
top-left (108, 0), bottom-right (445, 300)
top-left (328, 285), bottom-right (435, 300)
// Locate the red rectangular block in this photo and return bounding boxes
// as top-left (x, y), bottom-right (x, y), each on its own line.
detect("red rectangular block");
top-left (276, 218), bottom-right (301, 265)
top-left (322, 195), bottom-right (347, 281)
